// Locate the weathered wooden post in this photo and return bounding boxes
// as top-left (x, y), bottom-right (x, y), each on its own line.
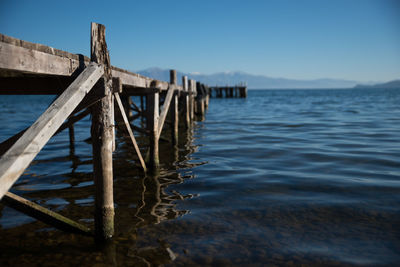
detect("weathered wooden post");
top-left (147, 83), bottom-right (160, 170)
top-left (189, 79), bottom-right (196, 121)
top-left (196, 82), bottom-right (205, 118)
top-left (182, 76), bottom-right (190, 128)
top-left (170, 70), bottom-right (178, 145)
top-left (140, 96), bottom-right (145, 124)
top-left (90, 22), bottom-right (114, 241)
top-left (205, 85), bottom-right (209, 109)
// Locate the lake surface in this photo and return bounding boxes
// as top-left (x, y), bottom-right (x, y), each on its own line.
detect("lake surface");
top-left (0, 88), bottom-right (399, 266)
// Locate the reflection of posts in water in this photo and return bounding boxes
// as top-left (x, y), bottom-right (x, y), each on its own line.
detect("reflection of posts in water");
top-left (134, 174), bottom-right (188, 228)
top-left (68, 123), bottom-right (75, 155)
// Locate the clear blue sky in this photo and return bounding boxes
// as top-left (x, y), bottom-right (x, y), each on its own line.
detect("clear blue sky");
top-left (0, 0), bottom-right (399, 82)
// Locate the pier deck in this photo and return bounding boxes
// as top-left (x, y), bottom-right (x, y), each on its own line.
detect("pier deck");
top-left (0, 22), bottom-right (246, 241)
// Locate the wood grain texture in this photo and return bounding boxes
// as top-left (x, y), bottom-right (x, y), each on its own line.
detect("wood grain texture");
top-left (90, 22), bottom-right (114, 241)
top-left (0, 63), bottom-right (103, 200)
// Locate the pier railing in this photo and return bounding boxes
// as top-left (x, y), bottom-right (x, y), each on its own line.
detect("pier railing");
top-left (0, 22), bottom-right (245, 241)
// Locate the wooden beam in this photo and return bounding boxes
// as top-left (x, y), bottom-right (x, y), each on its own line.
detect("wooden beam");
top-left (0, 62), bottom-right (103, 200)
top-left (114, 93), bottom-right (147, 172)
top-left (157, 85), bottom-right (175, 137)
top-left (0, 33), bottom-right (183, 96)
top-left (0, 76), bottom-right (74, 95)
top-left (90, 22), bottom-right (114, 241)
top-left (130, 124), bottom-right (150, 135)
top-left (54, 108), bottom-right (91, 135)
top-left (182, 76), bottom-right (190, 128)
top-left (122, 85), bottom-right (160, 96)
top-left (130, 99), bottom-right (142, 114)
top-left (111, 67), bottom-right (170, 91)
top-left (0, 40), bottom-right (87, 77)
top-left (189, 80), bottom-right (196, 120)
top-left (170, 70), bottom-right (178, 145)
top-left (2, 192), bottom-right (91, 236)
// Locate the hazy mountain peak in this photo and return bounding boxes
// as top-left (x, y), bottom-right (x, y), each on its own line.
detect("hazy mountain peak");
top-left (137, 67), bottom-right (369, 89)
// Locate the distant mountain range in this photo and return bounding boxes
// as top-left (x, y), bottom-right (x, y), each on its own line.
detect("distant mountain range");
top-left (354, 79), bottom-right (400, 89)
top-left (136, 67), bottom-right (366, 89)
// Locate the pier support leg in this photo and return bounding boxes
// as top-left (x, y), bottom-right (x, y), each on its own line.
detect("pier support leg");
top-left (147, 89), bottom-right (160, 171)
top-left (91, 22), bottom-right (114, 241)
top-left (189, 80), bottom-right (196, 121)
top-left (140, 96), bottom-right (145, 124)
top-left (195, 82), bottom-right (205, 120)
top-left (170, 70), bottom-right (178, 145)
top-left (171, 93), bottom-right (178, 145)
top-left (182, 76), bottom-right (190, 128)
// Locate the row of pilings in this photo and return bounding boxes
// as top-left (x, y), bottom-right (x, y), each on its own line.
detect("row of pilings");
top-left (0, 21), bottom-right (219, 243)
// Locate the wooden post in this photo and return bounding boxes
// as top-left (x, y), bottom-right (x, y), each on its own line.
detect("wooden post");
top-left (114, 93), bottom-right (147, 172)
top-left (196, 82), bottom-right (205, 118)
top-left (170, 70), bottom-right (178, 145)
top-left (205, 85), bottom-right (209, 109)
top-left (90, 22), bottom-right (114, 241)
top-left (190, 80), bottom-right (196, 120)
top-left (147, 83), bottom-right (160, 171)
top-left (140, 95), bottom-right (144, 124)
top-left (182, 76), bottom-right (190, 128)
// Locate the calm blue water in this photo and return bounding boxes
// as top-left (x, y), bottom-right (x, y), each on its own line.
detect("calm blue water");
top-left (0, 88), bottom-right (399, 266)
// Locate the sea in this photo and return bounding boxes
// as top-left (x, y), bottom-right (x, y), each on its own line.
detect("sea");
top-left (0, 88), bottom-right (399, 266)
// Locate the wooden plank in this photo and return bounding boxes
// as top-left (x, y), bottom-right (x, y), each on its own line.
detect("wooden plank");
top-left (114, 93), bottom-right (147, 172)
top-left (2, 192), bottom-right (91, 236)
top-left (111, 68), bottom-right (170, 90)
top-left (0, 33), bottom-right (184, 97)
top-left (54, 108), bottom-right (91, 135)
top-left (0, 41), bottom-right (87, 76)
top-left (90, 22), bottom-right (114, 241)
top-left (122, 85), bottom-right (161, 96)
top-left (0, 33), bottom-right (89, 62)
top-left (130, 124), bottom-right (150, 135)
top-left (130, 99), bottom-right (142, 113)
top-left (157, 85), bottom-right (175, 137)
top-left (0, 62), bottom-right (103, 200)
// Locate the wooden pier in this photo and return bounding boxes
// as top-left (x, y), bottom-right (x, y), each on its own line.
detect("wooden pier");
top-left (0, 23), bottom-right (245, 242)
top-left (209, 85), bottom-right (247, 98)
